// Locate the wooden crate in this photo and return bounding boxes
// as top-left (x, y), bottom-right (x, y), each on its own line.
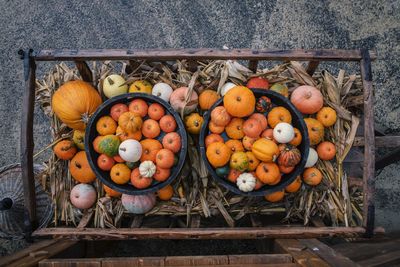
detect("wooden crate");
top-left (19, 48), bottom-right (384, 240)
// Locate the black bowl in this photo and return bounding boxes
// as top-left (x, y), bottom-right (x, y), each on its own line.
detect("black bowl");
top-left (85, 93), bottom-right (188, 195)
top-left (199, 89), bottom-right (310, 196)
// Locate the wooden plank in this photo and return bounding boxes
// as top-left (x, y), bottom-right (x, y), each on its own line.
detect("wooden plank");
top-left (248, 60), bottom-right (258, 73)
top-left (358, 250), bottom-right (400, 267)
top-left (360, 49), bottom-right (376, 237)
top-left (102, 258), bottom-right (139, 267)
top-left (353, 136), bottom-right (400, 147)
top-left (190, 214), bottom-right (201, 228)
top-left (32, 227), bottom-right (384, 240)
top-left (39, 258), bottom-right (101, 267)
top-left (376, 147), bottom-right (400, 170)
top-left (299, 239), bottom-right (358, 267)
top-left (306, 61), bottom-right (319, 75)
top-left (33, 49), bottom-right (377, 61)
top-left (165, 255), bottom-right (228, 266)
top-left (75, 61), bottom-right (93, 83)
top-left (228, 254), bottom-right (292, 264)
top-left (274, 239), bottom-right (329, 267)
top-left (130, 215), bottom-right (144, 228)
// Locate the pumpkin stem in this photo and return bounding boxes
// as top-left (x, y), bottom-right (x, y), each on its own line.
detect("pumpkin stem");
top-left (75, 162), bottom-right (82, 169)
top-left (236, 96), bottom-right (241, 101)
top-left (107, 77), bottom-right (114, 85)
top-left (194, 120), bottom-right (199, 127)
top-left (81, 112), bottom-right (90, 124)
top-left (305, 91), bottom-right (312, 99)
top-left (61, 145), bottom-right (73, 151)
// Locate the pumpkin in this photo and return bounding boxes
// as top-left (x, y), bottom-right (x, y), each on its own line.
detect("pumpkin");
top-left (227, 169), bottom-right (242, 183)
top-left (305, 147), bottom-right (318, 168)
top-left (243, 118), bottom-right (263, 138)
top-left (118, 112), bottom-right (143, 133)
top-left (255, 96), bottom-right (273, 113)
top-left (290, 85), bottom-right (323, 114)
top-left (157, 185), bottom-right (174, 201)
top-left (267, 107), bottom-right (292, 128)
top-left (270, 83), bottom-right (289, 97)
top-left (317, 141), bottom-right (336, 161)
top-left (220, 82), bottom-right (236, 96)
top-left (121, 193), bottom-right (156, 214)
top-left (225, 139), bottom-right (244, 153)
top-left (142, 119), bottom-right (160, 139)
top-left (129, 80), bottom-right (152, 94)
top-left (139, 160), bottom-right (156, 178)
top-left (93, 136), bottom-right (104, 153)
top-left (185, 113), bottom-right (204, 134)
top-left (169, 87), bottom-right (198, 115)
top-left (247, 77), bottom-right (269, 89)
top-left (162, 132), bottom-right (181, 153)
top-left (96, 116), bottom-right (117, 135)
top-left (125, 161), bottom-right (139, 169)
top-left (73, 130), bottom-right (85, 150)
top-left (153, 166), bottom-right (171, 182)
top-left (152, 83), bottom-right (173, 102)
top-left (230, 151), bottom-right (249, 172)
top-left (53, 140), bottom-right (77, 160)
top-left (129, 99), bottom-right (148, 117)
top-left (285, 176), bottom-right (302, 193)
top-left (303, 167), bottom-right (323, 186)
top-left (279, 164), bottom-right (294, 174)
top-left (225, 118), bottom-right (244, 140)
top-left (304, 118), bottom-right (324, 145)
top-left (156, 149), bottom-right (175, 169)
top-left (289, 128), bottom-right (302, 146)
top-left (110, 103), bottom-right (129, 121)
top-left (223, 86), bottom-right (255, 117)
top-left (273, 122), bottom-right (295, 143)
top-left (118, 139), bottom-right (142, 162)
top-left (278, 144), bottom-right (301, 167)
top-left (205, 134), bottom-right (224, 148)
top-left (103, 74), bottom-right (128, 98)
top-left (206, 142), bottom-right (231, 168)
top-left (116, 126), bottom-right (142, 142)
top-left (70, 184), bottom-right (97, 209)
top-left (249, 113), bottom-right (268, 130)
top-left (246, 151), bottom-right (259, 171)
top-left (98, 135), bottom-right (120, 157)
top-left (97, 154), bottom-right (115, 171)
top-left (236, 172), bottom-right (256, 192)
top-left (316, 107), bottom-right (337, 127)
top-left (252, 139), bottom-right (279, 162)
top-left (261, 129), bottom-right (276, 143)
top-left (113, 155), bottom-right (125, 163)
top-left (209, 121), bottom-right (225, 134)
top-left (242, 136), bottom-right (257, 150)
top-left (211, 106), bottom-right (231, 127)
top-left (159, 115), bottom-right (177, 133)
top-left (110, 163), bottom-right (131, 184)
top-left (69, 151), bottom-right (96, 183)
top-left (255, 162), bottom-right (280, 184)
top-left (199, 89), bottom-right (220, 110)
top-left (264, 190), bottom-right (284, 202)
top-left (140, 139), bottom-right (162, 162)
top-left (130, 167), bottom-right (153, 189)
top-left (148, 103), bottom-right (165, 121)
top-left (254, 177), bottom-right (264, 190)
top-left (103, 185), bottom-right (122, 198)
top-left (216, 165), bottom-right (230, 177)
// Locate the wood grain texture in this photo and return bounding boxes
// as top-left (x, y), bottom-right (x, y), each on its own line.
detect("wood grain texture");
top-left (39, 259), bottom-right (100, 267)
top-left (353, 136), bottom-right (400, 147)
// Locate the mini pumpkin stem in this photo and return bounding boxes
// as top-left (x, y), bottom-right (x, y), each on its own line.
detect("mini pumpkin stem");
top-left (305, 91), bottom-right (312, 99)
top-left (75, 162), bottom-right (82, 169)
top-left (61, 145), bottom-right (73, 151)
top-left (107, 77), bottom-right (114, 85)
top-left (194, 120), bottom-right (200, 127)
top-left (120, 147), bottom-right (126, 152)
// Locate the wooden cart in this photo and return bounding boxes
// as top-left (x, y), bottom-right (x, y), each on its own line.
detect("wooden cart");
top-left (19, 48), bottom-right (385, 241)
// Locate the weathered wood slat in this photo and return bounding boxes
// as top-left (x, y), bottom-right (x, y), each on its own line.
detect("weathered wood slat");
top-left (228, 254), bottom-right (292, 264)
top-left (39, 258), bottom-right (100, 267)
top-left (353, 136), bottom-right (400, 147)
top-left (376, 147), bottom-right (400, 170)
top-left (357, 250), bottom-right (400, 267)
top-left (33, 49), bottom-right (377, 61)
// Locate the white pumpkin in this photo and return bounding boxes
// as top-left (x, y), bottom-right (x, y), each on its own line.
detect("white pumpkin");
top-left (236, 172), bottom-right (256, 192)
top-left (103, 74), bottom-right (128, 98)
top-left (70, 184), bottom-right (97, 209)
top-left (273, 122), bottom-right (295, 143)
top-left (152, 82), bottom-right (173, 102)
top-left (118, 140), bottom-right (142, 162)
top-left (305, 147), bottom-right (318, 167)
top-left (121, 193), bottom-right (156, 214)
top-left (220, 82), bottom-right (236, 96)
top-left (139, 161), bottom-right (156, 178)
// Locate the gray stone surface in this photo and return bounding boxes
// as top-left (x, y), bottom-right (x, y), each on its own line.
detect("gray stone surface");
top-left (0, 0), bottom-right (399, 234)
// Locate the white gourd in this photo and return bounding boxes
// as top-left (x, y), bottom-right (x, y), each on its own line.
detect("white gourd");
top-left (220, 82), bottom-right (236, 96)
top-left (139, 161), bottom-right (156, 178)
top-left (118, 140), bottom-right (142, 162)
top-left (273, 122), bottom-right (295, 143)
top-left (236, 172), bottom-right (256, 192)
top-left (152, 83), bottom-right (173, 102)
top-left (305, 147), bottom-right (318, 167)
top-left (103, 74), bottom-right (128, 98)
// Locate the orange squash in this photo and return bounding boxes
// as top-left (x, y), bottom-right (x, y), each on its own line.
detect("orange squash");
top-left (243, 118), bottom-right (263, 138)
top-left (140, 139), bottom-right (162, 162)
top-left (316, 141), bottom-right (336, 160)
top-left (290, 85), bottom-right (323, 114)
top-left (267, 107), bottom-right (292, 128)
top-left (225, 118), bottom-right (244, 140)
top-left (249, 113), bottom-right (268, 130)
top-left (242, 135), bottom-right (257, 150)
top-left (225, 140), bottom-right (244, 153)
top-left (130, 167), bottom-right (153, 189)
top-left (162, 132), bottom-right (181, 153)
top-left (159, 115), bottom-right (177, 133)
top-left (153, 166), bottom-right (170, 182)
top-left (199, 89), bottom-right (220, 110)
top-left (206, 142), bottom-right (231, 168)
top-left (256, 162), bottom-right (281, 184)
top-left (289, 128), bottom-right (302, 146)
top-left (52, 80), bottom-right (102, 130)
top-left (53, 140), bottom-right (77, 160)
top-left (285, 176), bottom-right (302, 193)
top-left (157, 185), bottom-right (174, 201)
top-left (209, 121), bottom-right (225, 134)
top-left (96, 116), bottom-right (117, 135)
top-left (247, 77), bottom-right (269, 90)
top-left (69, 151), bottom-right (96, 183)
top-left (156, 149), bottom-right (175, 169)
top-left (211, 106), bottom-right (231, 126)
top-left (148, 103), bottom-right (165, 121)
top-left (118, 112), bottom-right (143, 133)
top-left (246, 151), bottom-right (260, 171)
top-left (279, 164), bottom-right (294, 174)
top-left (302, 167), bottom-right (323, 186)
top-left (103, 185), bottom-right (122, 198)
top-left (223, 86), bottom-right (256, 117)
top-left (92, 136), bottom-right (104, 153)
top-left (251, 139), bottom-right (279, 162)
top-left (316, 107), bottom-right (337, 127)
top-left (304, 118), bottom-right (324, 145)
top-left (264, 190), bottom-right (285, 202)
top-left (205, 134), bottom-right (224, 148)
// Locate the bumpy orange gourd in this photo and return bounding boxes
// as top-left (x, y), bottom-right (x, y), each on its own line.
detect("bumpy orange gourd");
top-left (290, 85), bottom-right (323, 114)
top-left (206, 142), bottom-right (231, 168)
top-left (317, 141), bottom-right (336, 160)
top-left (52, 80), bottom-right (102, 130)
top-left (116, 126), bottom-right (142, 141)
top-left (199, 89), bottom-right (220, 110)
top-left (252, 139), bottom-right (279, 162)
top-left (223, 86), bottom-right (256, 117)
top-left (267, 107), bottom-right (292, 128)
top-left (316, 107), bottom-right (337, 127)
top-left (289, 128), bottom-right (302, 146)
top-left (211, 106), bottom-right (231, 126)
top-left (140, 139), bottom-right (162, 162)
top-left (225, 139), bottom-right (244, 153)
top-left (225, 118), bottom-right (245, 140)
top-left (69, 151), bottom-right (96, 183)
top-left (118, 112), bottom-right (143, 133)
top-left (242, 136), bottom-right (257, 150)
top-left (261, 129), bottom-right (276, 143)
top-left (53, 140), bottom-right (77, 160)
top-left (304, 118), bottom-right (324, 145)
top-left (96, 116), bottom-right (117, 135)
top-left (302, 167), bottom-right (323, 186)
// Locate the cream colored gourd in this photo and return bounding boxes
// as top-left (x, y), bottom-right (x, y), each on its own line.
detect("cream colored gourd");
top-left (220, 82), bottom-right (236, 96)
top-left (273, 122), bottom-right (295, 143)
top-left (118, 140), bottom-right (142, 162)
top-left (152, 83), bottom-right (173, 102)
top-left (139, 161), bottom-right (156, 178)
top-left (103, 74), bottom-right (128, 98)
top-left (305, 147), bottom-right (318, 167)
top-left (236, 172), bottom-right (256, 192)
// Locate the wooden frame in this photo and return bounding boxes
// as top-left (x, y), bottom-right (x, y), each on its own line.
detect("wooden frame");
top-left (20, 48), bottom-right (386, 240)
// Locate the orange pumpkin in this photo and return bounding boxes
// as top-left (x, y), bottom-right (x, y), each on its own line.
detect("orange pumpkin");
top-left (290, 85), bottom-right (323, 114)
top-left (162, 132), bottom-right (181, 153)
top-left (129, 99), bottom-right (148, 117)
top-left (96, 116), bottom-right (117, 135)
top-left (211, 106), bottom-right (231, 126)
top-left (157, 185), bottom-right (174, 201)
top-left (206, 142), bottom-right (231, 168)
top-left (227, 169), bottom-right (242, 183)
top-left (243, 118), bottom-right (263, 138)
top-left (118, 112), bottom-right (143, 133)
top-left (304, 118), bottom-right (324, 145)
top-left (185, 113), bottom-right (204, 134)
top-left (289, 128), bottom-right (302, 146)
top-left (285, 176), bottom-right (302, 193)
top-left (242, 136), bottom-right (257, 150)
top-left (249, 113), bottom-right (268, 130)
top-left (130, 168), bottom-right (153, 189)
top-left (223, 86), bottom-right (256, 117)
top-left (256, 162), bottom-right (281, 184)
top-left (277, 144), bottom-right (301, 167)
top-left (302, 167), bottom-right (323, 186)
top-left (116, 126), bottom-right (142, 141)
top-left (261, 129), bottom-right (276, 143)
top-left (199, 89), bottom-right (220, 110)
top-left (159, 115), bottom-right (177, 133)
top-left (209, 121), bottom-right (225, 134)
top-left (103, 185), bottom-right (122, 198)
top-left (148, 103), bottom-right (165, 121)
top-left (251, 139), bottom-right (279, 162)
top-left (69, 151), bottom-right (96, 183)
top-left (93, 136), bottom-right (104, 153)
top-left (53, 140), bottom-right (77, 160)
top-left (142, 119), bottom-right (161, 139)
top-left (225, 118), bottom-right (245, 140)
top-left (52, 80), bottom-right (102, 130)
top-left (113, 155), bottom-right (125, 163)
top-left (317, 141), bottom-right (336, 161)
top-left (156, 149), bottom-right (175, 169)
top-left (205, 134), bottom-right (224, 147)
top-left (246, 151), bottom-right (260, 171)
top-left (264, 190), bottom-right (285, 202)
top-left (247, 77), bottom-right (269, 90)
top-left (110, 163), bottom-right (131, 184)
top-left (267, 107), bottom-right (292, 128)
top-left (140, 139), bottom-right (162, 162)
top-left (279, 164), bottom-right (294, 174)
top-left (225, 140), bottom-right (245, 153)
top-left (153, 166), bottom-right (171, 182)
top-left (316, 107), bottom-right (337, 127)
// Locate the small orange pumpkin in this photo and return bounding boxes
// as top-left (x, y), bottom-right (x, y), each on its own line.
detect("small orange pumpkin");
top-left (223, 86), bottom-right (256, 117)
top-left (156, 149), bottom-right (175, 169)
top-left (157, 185), bottom-right (174, 201)
top-left (264, 190), bottom-right (285, 202)
top-left (96, 116), bottom-right (117, 135)
top-left (140, 139), bottom-right (162, 162)
top-left (243, 118), bottom-right (263, 138)
top-left (261, 129), bottom-right (277, 143)
top-left (316, 141), bottom-right (336, 160)
top-left (277, 144), bottom-right (301, 167)
top-left (209, 121), bottom-right (225, 134)
top-left (185, 113), bottom-right (204, 134)
top-left (110, 163), bottom-right (131, 184)
top-left (302, 167), bottom-right (323, 186)
top-left (103, 185), bottom-right (122, 198)
top-left (290, 85), bottom-right (323, 114)
top-left (205, 134), bottom-right (224, 147)
top-left (279, 164), bottom-right (295, 174)
top-left (285, 176), bottom-right (302, 193)
top-left (93, 136), bottom-right (104, 153)
top-left (206, 142), bottom-right (231, 168)
top-left (225, 140), bottom-right (245, 153)
top-left (246, 151), bottom-right (260, 171)
top-left (304, 118), bottom-right (324, 145)
top-left (159, 115), bottom-right (177, 133)
top-left (148, 103), bottom-right (165, 121)
top-left (142, 119), bottom-right (160, 139)
top-left (289, 128), bottom-right (302, 146)
top-left (118, 112), bottom-right (143, 133)
top-left (251, 139), bottom-right (279, 162)
top-left (267, 107), bottom-right (292, 128)
top-left (53, 140), bottom-right (77, 160)
top-left (129, 99), bottom-right (148, 117)
top-left (227, 169), bottom-right (242, 183)
top-left (69, 151), bottom-right (96, 183)
top-left (316, 107), bottom-right (337, 127)
top-left (249, 113), bottom-right (268, 130)
top-left (256, 162), bottom-right (281, 184)
top-left (116, 126), bottom-right (142, 141)
top-left (130, 167), bottom-right (153, 189)
top-left (199, 89), bottom-right (220, 110)
top-left (225, 118), bottom-right (245, 140)
top-left (242, 136), bottom-right (257, 151)
top-left (211, 106), bottom-right (231, 126)
top-left (162, 132), bottom-right (181, 153)
top-left (153, 166), bottom-right (170, 182)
